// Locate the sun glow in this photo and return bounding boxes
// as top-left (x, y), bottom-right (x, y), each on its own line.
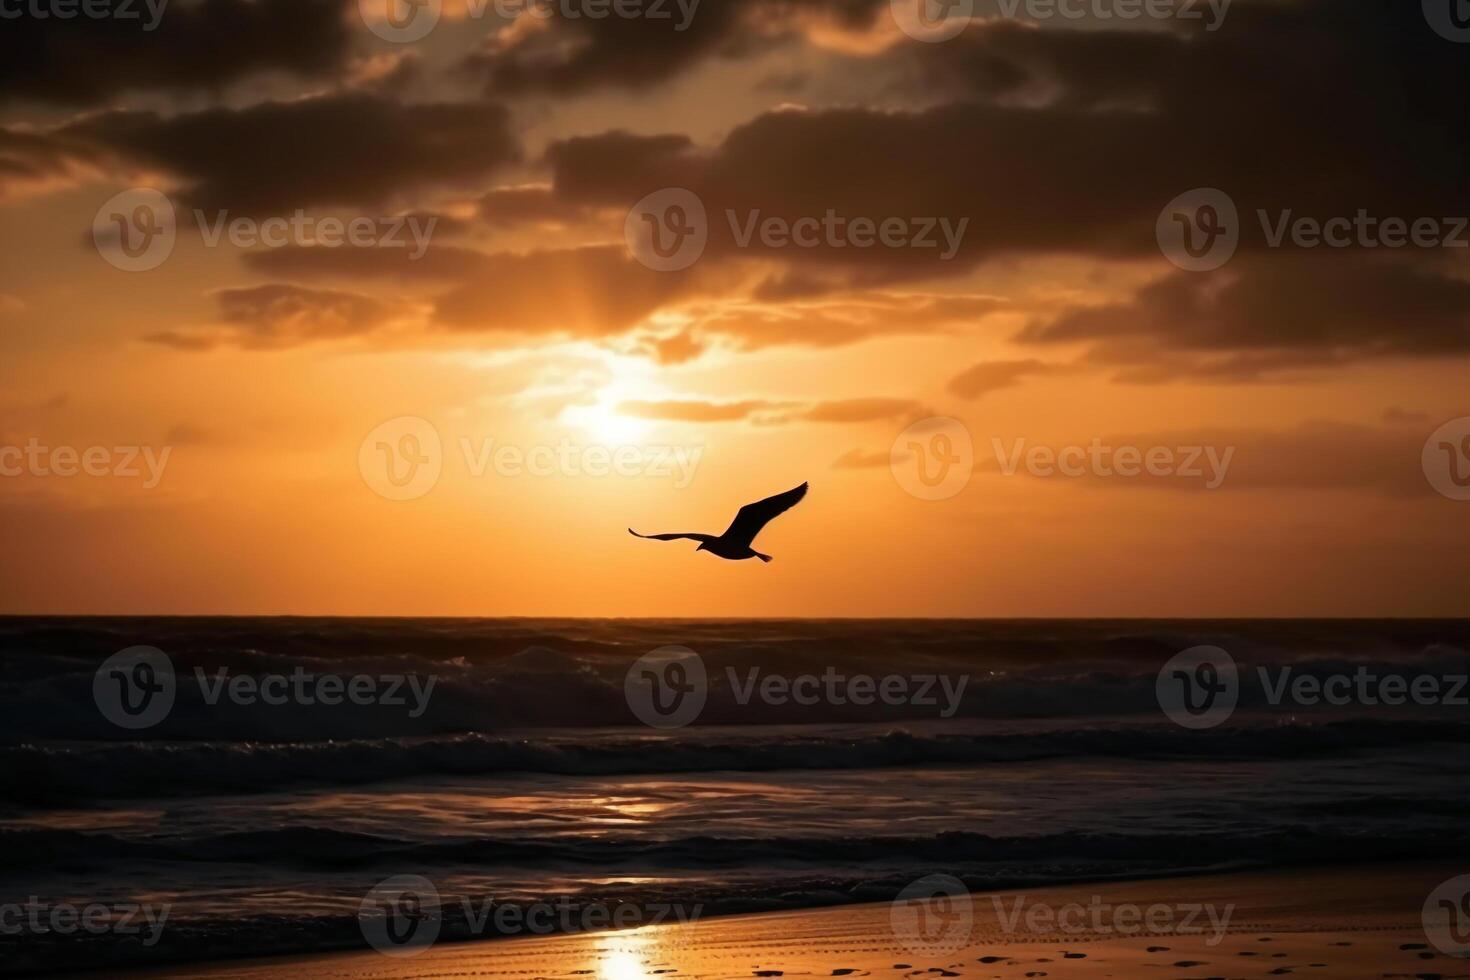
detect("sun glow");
top-left (561, 352), bottom-right (661, 444)
top-left (599, 949), bottom-right (650, 980)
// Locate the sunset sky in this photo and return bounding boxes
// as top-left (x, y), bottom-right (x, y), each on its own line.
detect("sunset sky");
top-left (2, 0), bottom-right (1468, 616)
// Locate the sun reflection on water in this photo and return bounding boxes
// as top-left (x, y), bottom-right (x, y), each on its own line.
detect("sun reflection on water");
top-left (598, 931), bottom-right (652, 980)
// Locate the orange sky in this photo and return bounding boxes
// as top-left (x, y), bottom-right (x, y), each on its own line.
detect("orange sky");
top-left (2, 0), bottom-right (1468, 616)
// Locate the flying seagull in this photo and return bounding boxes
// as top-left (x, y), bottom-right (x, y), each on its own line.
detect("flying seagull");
top-left (629, 482), bottom-right (808, 562)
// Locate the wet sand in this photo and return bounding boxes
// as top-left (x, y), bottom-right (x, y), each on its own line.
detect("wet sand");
top-left (70, 862), bottom-right (1464, 979)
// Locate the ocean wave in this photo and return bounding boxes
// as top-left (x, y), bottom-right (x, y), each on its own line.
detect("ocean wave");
top-left (6, 717), bottom-right (1469, 803)
top-left (8, 823), bottom-right (1464, 871)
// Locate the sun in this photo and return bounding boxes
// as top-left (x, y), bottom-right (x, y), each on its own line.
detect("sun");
top-left (562, 352), bottom-right (659, 444)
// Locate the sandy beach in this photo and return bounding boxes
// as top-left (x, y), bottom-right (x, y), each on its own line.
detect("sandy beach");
top-left (66, 862), bottom-right (1461, 980)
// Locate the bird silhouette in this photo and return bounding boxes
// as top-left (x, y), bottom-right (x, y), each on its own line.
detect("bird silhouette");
top-left (629, 482), bottom-right (808, 562)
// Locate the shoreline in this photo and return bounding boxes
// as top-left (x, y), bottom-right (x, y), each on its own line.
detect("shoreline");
top-left (51, 861), bottom-right (1460, 980)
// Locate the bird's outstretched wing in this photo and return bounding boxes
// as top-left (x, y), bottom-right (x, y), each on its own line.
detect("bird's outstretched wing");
top-left (629, 529), bottom-right (714, 543)
top-left (722, 482), bottom-right (808, 546)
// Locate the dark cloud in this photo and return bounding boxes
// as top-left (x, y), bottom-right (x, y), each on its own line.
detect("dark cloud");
top-left (67, 94), bottom-right (518, 214)
top-left (478, 185), bottom-right (595, 227)
top-left (461, 0), bottom-right (886, 95)
top-left (147, 284), bottom-right (395, 350)
top-left (1021, 253), bottom-right (1470, 377)
top-left (536, 2), bottom-right (1470, 284)
top-left (0, 0), bottom-right (355, 107)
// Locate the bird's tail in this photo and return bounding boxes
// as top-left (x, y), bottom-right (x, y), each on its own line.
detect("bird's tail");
top-left (755, 552), bottom-right (773, 563)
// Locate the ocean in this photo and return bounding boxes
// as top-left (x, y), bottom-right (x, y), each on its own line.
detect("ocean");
top-left (2, 617), bottom-right (1467, 974)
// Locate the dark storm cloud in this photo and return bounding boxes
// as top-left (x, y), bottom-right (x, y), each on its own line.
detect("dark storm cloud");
top-left (1022, 253), bottom-right (1470, 373)
top-left (66, 94), bottom-right (519, 214)
top-left (0, 0), bottom-right (355, 107)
